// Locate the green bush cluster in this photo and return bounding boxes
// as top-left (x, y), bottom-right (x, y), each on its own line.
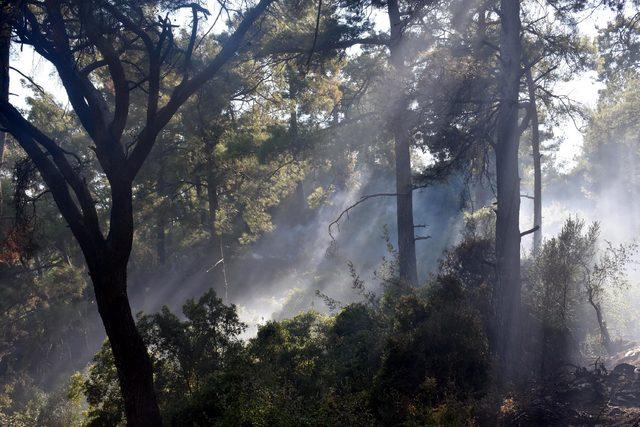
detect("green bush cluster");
top-left (82, 277), bottom-right (489, 426)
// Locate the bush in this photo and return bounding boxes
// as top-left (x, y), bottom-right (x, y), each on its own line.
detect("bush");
top-left (372, 275), bottom-right (489, 424)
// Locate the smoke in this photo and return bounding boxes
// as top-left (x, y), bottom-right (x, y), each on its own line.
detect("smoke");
top-left (518, 127), bottom-right (640, 344)
top-left (229, 167), bottom-right (464, 328)
top-left (123, 164), bottom-right (465, 337)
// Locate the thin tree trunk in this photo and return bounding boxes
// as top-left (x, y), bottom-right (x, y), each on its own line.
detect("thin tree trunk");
top-left (195, 177), bottom-right (208, 227)
top-left (0, 21), bottom-right (9, 225)
top-left (387, 0), bottom-right (418, 286)
top-left (494, 0), bottom-right (522, 368)
top-left (526, 68), bottom-right (542, 253)
top-left (588, 292), bottom-right (613, 355)
top-left (156, 158), bottom-right (167, 266)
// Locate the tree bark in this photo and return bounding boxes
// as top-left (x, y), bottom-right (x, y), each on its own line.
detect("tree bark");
top-left (99, 182), bottom-right (163, 426)
top-left (90, 259), bottom-right (162, 426)
top-left (494, 0), bottom-right (522, 368)
top-left (0, 20), bottom-right (9, 224)
top-left (387, 0), bottom-right (418, 286)
top-left (526, 68), bottom-right (542, 253)
top-left (194, 177), bottom-right (208, 227)
top-left (588, 291), bottom-right (614, 355)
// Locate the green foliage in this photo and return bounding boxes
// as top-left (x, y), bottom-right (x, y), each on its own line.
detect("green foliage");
top-left (4, 0), bottom-right (640, 424)
top-left (523, 218), bottom-right (598, 373)
top-left (84, 290), bottom-right (246, 425)
top-left (523, 218), bottom-right (637, 372)
top-left (0, 261), bottom-right (93, 422)
top-left (80, 272), bottom-right (490, 426)
top-left (526, 218), bottom-right (598, 330)
top-left (84, 342), bottom-right (124, 426)
top-left (0, 374), bottom-right (85, 427)
top-left (372, 276), bottom-right (489, 425)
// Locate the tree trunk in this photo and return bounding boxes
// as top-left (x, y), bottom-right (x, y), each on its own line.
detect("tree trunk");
top-left (588, 293), bottom-right (614, 355)
top-left (91, 181), bottom-right (162, 426)
top-left (90, 260), bottom-right (162, 426)
top-left (387, 0), bottom-right (418, 286)
top-left (494, 0), bottom-right (522, 368)
top-left (156, 158), bottom-right (167, 266)
top-left (0, 21), bottom-right (9, 225)
top-left (526, 68), bottom-right (542, 254)
top-left (195, 177), bottom-right (208, 227)
top-left (393, 127), bottom-right (418, 285)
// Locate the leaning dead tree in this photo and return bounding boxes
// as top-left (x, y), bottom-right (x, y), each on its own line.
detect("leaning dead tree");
top-left (0, 0), bottom-right (273, 424)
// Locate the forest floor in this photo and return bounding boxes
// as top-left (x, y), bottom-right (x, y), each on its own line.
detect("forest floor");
top-left (541, 362), bottom-right (640, 426)
top-left (500, 344), bottom-right (640, 426)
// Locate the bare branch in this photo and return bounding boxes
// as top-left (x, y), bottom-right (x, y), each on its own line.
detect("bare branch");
top-left (328, 192), bottom-right (399, 240)
top-left (520, 225), bottom-right (540, 237)
top-left (9, 66), bottom-right (46, 96)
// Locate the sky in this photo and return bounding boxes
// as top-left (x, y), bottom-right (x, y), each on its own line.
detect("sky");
top-left (549, 7), bottom-right (613, 169)
top-left (7, 4), bottom-right (613, 172)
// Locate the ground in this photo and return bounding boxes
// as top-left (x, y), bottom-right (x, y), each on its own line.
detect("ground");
top-left (502, 345), bottom-right (640, 426)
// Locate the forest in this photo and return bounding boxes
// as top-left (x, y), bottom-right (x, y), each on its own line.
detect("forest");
top-left (2, 0), bottom-right (640, 425)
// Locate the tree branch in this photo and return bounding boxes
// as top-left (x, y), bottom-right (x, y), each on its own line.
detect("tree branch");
top-left (0, 102), bottom-right (103, 241)
top-left (328, 192), bottom-right (399, 240)
top-left (126, 0), bottom-right (275, 180)
top-left (520, 225), bottom-right (540, 237)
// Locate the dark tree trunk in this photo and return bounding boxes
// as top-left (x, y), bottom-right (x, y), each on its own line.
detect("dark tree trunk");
top-left (526, 68), bottom-right (542, 253)
top-left (494, 0), bottom-right (522, 368)
top-left (588, 292), bottom-right (614, 355)
top-left (393, 127), bottom-right (418, 285)
top-left (90, 260), bottom-right (162, 426)
top-left (94, 183), bottom-right (163, 426)
top-left (195, 177), bottom-right (209, 227)
top-left (387, 0), bottom-right (418, 286)
top-left (0, 21), bottom-right (9, 224)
